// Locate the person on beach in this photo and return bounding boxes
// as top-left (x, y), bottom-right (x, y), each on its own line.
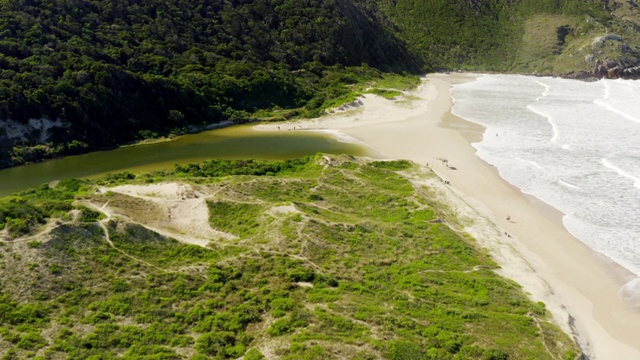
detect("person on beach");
top-left (506, 215), bottom-right (511, 221)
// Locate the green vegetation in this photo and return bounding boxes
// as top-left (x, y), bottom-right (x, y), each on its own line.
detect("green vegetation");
top-left (3, 0), bottom-right (639, 168)
top-left (207, 201), bottom-right (264, 237)
top-left (173, 157), bottom-right (315, 178)
top-left (0, 155), bottom-right (580, 359)
top-left (377, 0), bottom-right (612, 72)
top-left (0, 0), bottom-right (419, 168)
top-left (0, 179), bottom-right (90, 236)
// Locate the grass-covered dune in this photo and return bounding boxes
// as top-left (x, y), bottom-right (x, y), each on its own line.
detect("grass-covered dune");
top-left (0, 155), bottom-right (580, 359)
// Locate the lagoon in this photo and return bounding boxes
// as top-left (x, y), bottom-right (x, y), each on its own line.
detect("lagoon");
top-left (0, 124), bottom-right (369, 197)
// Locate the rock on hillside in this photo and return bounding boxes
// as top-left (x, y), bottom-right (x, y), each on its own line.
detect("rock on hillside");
top-left (558, 0), bottom-right (640, 79)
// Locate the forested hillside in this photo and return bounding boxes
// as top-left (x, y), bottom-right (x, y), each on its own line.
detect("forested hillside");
top-left (1, 0), bottom-right (640, 168)
top-left (379, 0), bottom-right (640, 75)
top-left (0, 0), bottom-right (419, 168)
top-left (378, 0), bottom-right (608, 70)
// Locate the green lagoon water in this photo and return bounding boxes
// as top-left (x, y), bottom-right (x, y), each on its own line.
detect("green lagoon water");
top-left (0, 125), bottom-right (370, 197)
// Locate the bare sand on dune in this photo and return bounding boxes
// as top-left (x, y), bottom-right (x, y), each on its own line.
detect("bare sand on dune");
top-left (256, 73), bottom-right (640, 359)
top-left (95, 183), bottom-right (237, 247)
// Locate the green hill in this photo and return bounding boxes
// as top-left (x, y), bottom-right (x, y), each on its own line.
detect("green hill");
top-left (0, 155), bottom-right (580, 359)
top-left (379, 0), bottom-right (640, 75)
top-left (1, 0), bottom-right (639, 167)
top-left (0, 0), bottom-right (420, 168)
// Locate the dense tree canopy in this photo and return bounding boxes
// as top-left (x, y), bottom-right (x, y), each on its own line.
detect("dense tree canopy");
top-left (0, 0), bottom-right (419, 167)
top-left (0, 0), bottom-right (629, 168)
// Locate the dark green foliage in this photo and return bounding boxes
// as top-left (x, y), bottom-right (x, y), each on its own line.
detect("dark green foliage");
top-left (76, 205), bottom-right (103, 222)
top-left (244, 348), bottom-right (265, 360)
top-left (0, 180), bottom-right (87, 235)
top-left (0, 0), bottom-right (419, 168)
top-left (267, 312), bottom-right (310, 337)
top-left (207, 201), bottom-right (264, 237)
top-left (174, 157), bottom-right (314, 178)
top-left (370, 159), bottom-right (412, 171)
top-left (108, 223), bottom-right (219, 266)
top-left (0, 199), bottom-right (44, 235)
top-left (532, 301), bottom-right (547, 316)
top-left (103, 171), bottom-right (137, 184)
top-left (16, 332), bottom-right (47, 350)
top-left (387, 341), bottom-right (427, 360)
top-left (0, 295), bottom-right (49, 325)
top-left (485, 348), bottom-right (510, 360)
top-left (123, 345), bottom-right (180, 359)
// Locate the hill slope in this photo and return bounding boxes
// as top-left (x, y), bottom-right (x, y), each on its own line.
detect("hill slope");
top-left (1, 0), bottom-right (640, 168)
top-left (0, 155), bottom-right (580, 359)
top-left (0, 0), bottom-right (419, 168)
top-left (376, 0), bottom-right (640, 76)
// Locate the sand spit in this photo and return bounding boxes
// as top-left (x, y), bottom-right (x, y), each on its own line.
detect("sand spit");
top-left (256, 73), bottom-right (640, 359)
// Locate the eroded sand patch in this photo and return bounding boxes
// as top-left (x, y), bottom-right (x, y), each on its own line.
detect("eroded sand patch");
top-left (267, 205), bottom-right (300, 216)
top-left (101, 182), bottom-right (237, 246)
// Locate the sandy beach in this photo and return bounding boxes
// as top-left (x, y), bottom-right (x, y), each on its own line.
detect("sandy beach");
top-left (255, 73), bottom-right (640, 359)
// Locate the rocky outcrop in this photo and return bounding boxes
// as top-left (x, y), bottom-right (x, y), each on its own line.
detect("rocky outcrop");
top-left (592, 58), bottom-right (640, 78)
top-left (0, 118), bottom-right (69, 145)
top-left (0, 118), bottom-right (71, 168)
top-left (565, 58), bottom-right (640, 80)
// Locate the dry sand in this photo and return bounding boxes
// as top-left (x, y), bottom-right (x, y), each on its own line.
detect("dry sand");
top-left (256, 73), bottom-right (640, 359)
top-left (96, 183), bottom-right (237, 247)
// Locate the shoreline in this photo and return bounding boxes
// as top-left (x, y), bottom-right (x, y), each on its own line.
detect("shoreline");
top-left (255, 73), bottom-right (640, 359)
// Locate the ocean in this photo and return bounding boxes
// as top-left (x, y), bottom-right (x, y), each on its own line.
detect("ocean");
top-left (450, 74), bottom-right (640, 288)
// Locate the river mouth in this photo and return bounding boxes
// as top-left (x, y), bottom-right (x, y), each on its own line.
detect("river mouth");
top-left (0, 124), bottom-right (370, 197)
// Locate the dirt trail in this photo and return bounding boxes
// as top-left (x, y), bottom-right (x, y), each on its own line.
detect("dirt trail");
top-left (96, 217), bottom-right (167, 273)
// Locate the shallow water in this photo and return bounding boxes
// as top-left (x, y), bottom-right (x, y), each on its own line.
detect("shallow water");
top-left (0, 124), bottom-right (369, 197)
top-left (451, 74), bottom-right (640, 278)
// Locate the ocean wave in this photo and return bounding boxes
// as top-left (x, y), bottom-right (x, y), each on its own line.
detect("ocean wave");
top-left (452, 74), bottom-right (640, 277)
top-left (527, 80), bottom-right (561, 143)
top-left (534, 80), bottom-right (551, 98)
top-left (557, 179), bottom-right (582, 191)
top-left (601, 157), bottom-right (640, 189)
top-left (594, 81), bottom-right (640, 124)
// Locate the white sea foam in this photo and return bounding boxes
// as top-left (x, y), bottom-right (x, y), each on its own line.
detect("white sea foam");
top-left (602, 158), bottom-right (640, 189)
top-left (452, 75), bottom-right (640, 277)
top-left (594, 80), bottom-right (640, 125)
top-left (529, 80), bottom-right (560, 143)
top-left (557, 179), bottom-right (582, 191)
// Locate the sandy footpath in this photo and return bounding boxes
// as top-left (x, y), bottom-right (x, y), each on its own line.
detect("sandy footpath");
top-left (255, 74), bottom-right (640, 359)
